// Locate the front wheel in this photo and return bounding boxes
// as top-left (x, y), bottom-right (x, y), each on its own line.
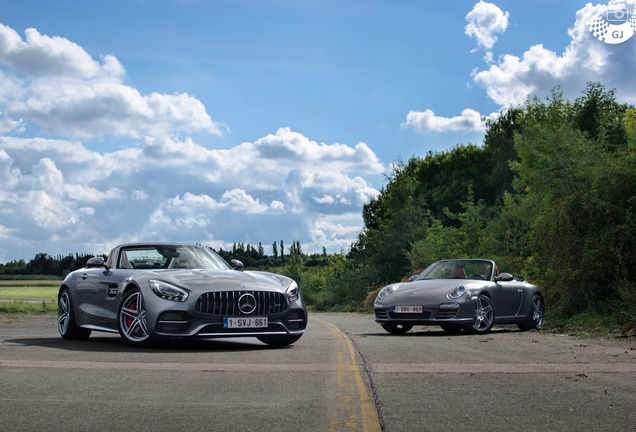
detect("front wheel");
top-left (381, 323), bottom-right (413, 334)
top-left (257, 334), bottom-right (302, 347)
top-left (118, 289), bottom-right (152, 346)
top-left (464, 295), bottom-right (494, 334)
top-left (58, 289), bottom-right (91, 340)
top-left (518, 295), bottom-right (544, 331)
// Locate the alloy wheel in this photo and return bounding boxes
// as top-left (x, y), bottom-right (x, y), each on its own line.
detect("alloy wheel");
top-left (119, 291), bottom-right (150, 343)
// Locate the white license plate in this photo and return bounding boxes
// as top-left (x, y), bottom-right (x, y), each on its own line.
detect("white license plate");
top-left (223, 317), bottom-right (268, 329)
top-left (393, 305), bottom-right (423, 313)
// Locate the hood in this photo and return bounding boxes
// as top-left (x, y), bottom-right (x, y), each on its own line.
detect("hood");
top-left (390, 279), bottom-right (492, 299)
top-left (146, 269), bottom-right (286, 292)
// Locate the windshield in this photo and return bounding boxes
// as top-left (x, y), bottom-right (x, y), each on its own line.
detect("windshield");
top-left (117, 245), bottom-right (230, 270)
top-left (417, 260), bottom-right (494, 281)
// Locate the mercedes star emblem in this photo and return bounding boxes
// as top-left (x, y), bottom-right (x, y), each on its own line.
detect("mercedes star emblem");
top-left (238, 293), bottom-right (257, 315)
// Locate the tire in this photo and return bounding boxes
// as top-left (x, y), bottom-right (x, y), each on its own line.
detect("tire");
top-left (464, 295), bottom-right (495, 334)
top-left (381, 323), bottom-right (413, 334)
top-left (518, 295), bottom-right (544, 331)
top-left (257, 334), bottom-right (302, 347)
top-left (58, 289), bottom-right (91, 340)
top-left (118, 288), bottom-right (152, 346)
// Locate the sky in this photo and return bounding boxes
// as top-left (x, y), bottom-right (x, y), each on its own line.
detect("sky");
top-left (1, 0), bottom-right (635, 262)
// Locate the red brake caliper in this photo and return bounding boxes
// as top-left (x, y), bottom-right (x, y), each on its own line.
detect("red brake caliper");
top-left (126, 300), bottom-right (136, 327)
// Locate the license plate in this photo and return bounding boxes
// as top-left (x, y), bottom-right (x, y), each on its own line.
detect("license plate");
top-left (393, 305), bottom-right (423, 313)
top-left (223, 317), bottom-right (268, 329)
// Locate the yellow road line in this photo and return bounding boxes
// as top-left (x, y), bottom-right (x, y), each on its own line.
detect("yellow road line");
top-left (313, 316), bottom-right (381, 432)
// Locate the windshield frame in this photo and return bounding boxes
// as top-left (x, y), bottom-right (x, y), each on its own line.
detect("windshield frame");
top-left (416, 259), bottom-right (496, 281)
top-left (115, 244), bottom-right (231, 271)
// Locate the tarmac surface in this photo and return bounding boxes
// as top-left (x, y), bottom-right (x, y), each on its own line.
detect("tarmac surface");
top-left (1, 313), bottom-right (634, 431)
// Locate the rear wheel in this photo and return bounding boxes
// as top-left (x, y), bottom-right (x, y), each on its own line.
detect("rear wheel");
top-left (381, 323), bottom-right (413, 334)
top-left (518, 295), bottom-right (544, 331)
top-left (464, 295), bottom-right (494, 334)
top-left (257, 334), bottom-right (302, 346)
top-left (118, 289), bottom-right (152, 346)
top-left (58, 289), bottom-right (91, 340)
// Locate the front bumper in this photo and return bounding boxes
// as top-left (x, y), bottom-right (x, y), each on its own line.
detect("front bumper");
top-left (150, 305), bottom-right (307, 338)
top-left (374, 300), bottom-right (475, 325)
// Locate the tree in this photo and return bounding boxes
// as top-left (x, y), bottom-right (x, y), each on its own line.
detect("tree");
top-left (509, 84), bottom-right (634, 315)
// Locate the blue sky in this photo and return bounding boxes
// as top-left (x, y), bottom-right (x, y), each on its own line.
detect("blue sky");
top-left (1, 0), bottom-right (635, 261)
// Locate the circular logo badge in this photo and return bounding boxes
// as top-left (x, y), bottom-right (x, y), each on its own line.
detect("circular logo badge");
top-left (587, 6), bottom-right (636, 44)
top-left (237, 293), bottom-right (257, 315)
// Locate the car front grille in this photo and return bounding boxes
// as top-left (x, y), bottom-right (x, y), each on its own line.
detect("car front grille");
top-left (195, 291), bottom-right (288, 316)
top-left (375, 309), bottom-right (389, 319)
top-left (436, 308), bottom-right (459, 319)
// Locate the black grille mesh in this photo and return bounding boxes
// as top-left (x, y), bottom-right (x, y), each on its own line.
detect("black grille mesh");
top-left (195, 291), bottom-right (288, 316)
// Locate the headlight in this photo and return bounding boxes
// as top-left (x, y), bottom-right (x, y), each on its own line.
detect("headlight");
top-left (447, 285), bottom-right (466, 299)
top-left (286, 281), bottom-right (300, 302)
top-left (376, 285), bottom-right (397, 301)
top-left (149, 280), bottom-right (189, 302)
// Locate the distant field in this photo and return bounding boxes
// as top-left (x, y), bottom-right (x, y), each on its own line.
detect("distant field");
top-left (0, 280), bottom-right (59, 301)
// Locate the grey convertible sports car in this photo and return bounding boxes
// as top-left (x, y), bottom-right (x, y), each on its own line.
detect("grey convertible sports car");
top-left (374, 259), bottom-right (544, 334)
top-left (57, 243), bottom-right (307, 346)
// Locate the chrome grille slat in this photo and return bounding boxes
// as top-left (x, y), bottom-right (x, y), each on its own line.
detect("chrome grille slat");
top-left (196, 291), bottom-right (288, 316)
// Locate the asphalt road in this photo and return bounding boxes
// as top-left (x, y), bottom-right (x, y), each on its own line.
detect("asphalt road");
top-left (1, 313), bottom-right (635, 431)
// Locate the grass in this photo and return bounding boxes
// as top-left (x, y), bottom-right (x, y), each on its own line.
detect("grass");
top-left (0, 280), bottom-right (59, 315)
top-left (0, 281), bottom-right (59, 301)
top-left (0, 300), bottom-right (57, 315)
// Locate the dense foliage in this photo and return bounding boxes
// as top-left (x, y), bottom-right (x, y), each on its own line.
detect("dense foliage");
top-left (2, 83), bottom-right (634, 321)
top-left (347, 83), bottom-right (635, 318)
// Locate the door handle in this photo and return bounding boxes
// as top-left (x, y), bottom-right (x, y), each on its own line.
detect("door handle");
top-left (517, 289), bottom-right (523, 293)
top-left (81, 274), bottom-right (88, 280)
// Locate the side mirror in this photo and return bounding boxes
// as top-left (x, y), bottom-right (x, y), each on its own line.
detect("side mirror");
top-left (230, 259), bottom-right (244, 270)
top-left (86, 256), bottom-right (109, 271)
top-left (496, 273), bottom-right (514, 282)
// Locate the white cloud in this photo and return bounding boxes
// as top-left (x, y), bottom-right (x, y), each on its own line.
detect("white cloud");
top-left (473, 0), bottom-right (636, 107)
top-left (0, 129), bottom-right (383, 259)
top-left (403, 2), bottom-right (510, 135)
top-left (465, 1), bottom-right (509, 54)
top-left (406, 1), bottom-right (636, 136)
top-left (0, 24), bottom-right (121, 79)
top-left (308, 214), bottom-right (364, 252)
top-left (0, 23), bottom-right (227, 139)
top-left (402, 108), bottom-right (485, 133)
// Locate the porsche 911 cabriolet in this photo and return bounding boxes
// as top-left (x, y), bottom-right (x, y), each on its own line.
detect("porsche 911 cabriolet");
top-left (374, 259), bottom-right (544, 334)
top-left (57, 243), bottom-right (307, 346)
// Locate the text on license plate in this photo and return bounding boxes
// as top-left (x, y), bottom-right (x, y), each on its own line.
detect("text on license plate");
top-left (223, 317), bottom-right (268, 329)
top-left (393, 305), bottom-right (423, 313)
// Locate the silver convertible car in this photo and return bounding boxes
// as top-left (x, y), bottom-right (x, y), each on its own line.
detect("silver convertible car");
top-left (57, 243), bottom-right (307, 346)
top-left (374, 259), bottom-right (544, 334)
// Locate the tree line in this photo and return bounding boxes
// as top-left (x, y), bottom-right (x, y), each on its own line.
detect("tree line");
top-left (2, 83), bottom-right (634, 321)
top-left (0, 253), bottom-right (94, 279)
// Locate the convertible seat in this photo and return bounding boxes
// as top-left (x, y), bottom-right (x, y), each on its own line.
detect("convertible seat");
top-left (451, 267), bottom-right (466, 279)
top-left (172, 250), bottom-right (194, 269)
top-left (120, 253), bottom-right (133, 269)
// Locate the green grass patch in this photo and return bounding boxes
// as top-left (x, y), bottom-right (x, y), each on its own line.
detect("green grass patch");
top-left (0, 284), bottom-right (59, 301)
top-left (0, 282), bottom-right (59, 315)
top-left (0, 275), bottom-right (61, 281)
top-left (0, 300), bottom-right (57, 315)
